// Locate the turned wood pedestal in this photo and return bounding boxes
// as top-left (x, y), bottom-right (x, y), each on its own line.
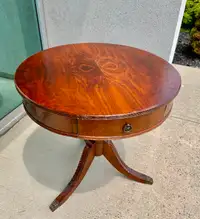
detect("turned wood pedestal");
top-left (14, 43), bottom-right (181, 212)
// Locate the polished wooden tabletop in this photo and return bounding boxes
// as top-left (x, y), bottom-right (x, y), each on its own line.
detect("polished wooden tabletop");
top-left (15, 43), bottom-right (181, 119)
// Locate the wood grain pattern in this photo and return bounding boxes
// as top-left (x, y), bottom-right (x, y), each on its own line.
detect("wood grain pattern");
top-left (104, 141), bottom-right (153, 184)
top-left (50, 142), bottom-right (95, 212)
top-left (15, 43), bottom-right (181, 139)
top-left (15, 43), bottom-right (181, 120)
top-left (50, 140), bottom-right (153, 212)
top-left (23, 98), bottom-right (172, 139)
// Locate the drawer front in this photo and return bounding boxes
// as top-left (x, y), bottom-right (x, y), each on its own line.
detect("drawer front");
top-left (77, 102), bottom-right (173, 140)
top-left (23, 100), bottom-right (78, 136)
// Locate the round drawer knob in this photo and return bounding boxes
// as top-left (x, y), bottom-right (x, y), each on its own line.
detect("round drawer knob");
top-left (123, 123), bottom-right (132, 133)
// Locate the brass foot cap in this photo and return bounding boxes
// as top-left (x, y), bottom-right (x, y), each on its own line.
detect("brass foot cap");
top-left (145, 176), bottom-right (153, 185)
top-left (49, 200), bottom-right (60, 212)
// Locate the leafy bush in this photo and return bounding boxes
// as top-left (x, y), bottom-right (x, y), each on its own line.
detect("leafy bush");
top-left (182, 0), bottom-right (200, 30)
top-left (181, 0), bottom-right (200, 55)
top-left (191, 19), bottom-right (200, 54)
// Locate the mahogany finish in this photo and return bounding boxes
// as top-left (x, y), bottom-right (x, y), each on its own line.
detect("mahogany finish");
top-left (23, 99), bottom-right (173, 140)
top-left (50, 140), bottom-right (153, 212)
top-left (50, 142), bottom-right (95, 212)
top-left (15, 43), bottom-right (181, 119)
top-left (14, 43), bottom-right (181, 212)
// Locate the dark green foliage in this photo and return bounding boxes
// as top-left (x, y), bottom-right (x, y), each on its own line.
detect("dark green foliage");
top-left (195, 18), bottom-right (200, 28)
top-left (181, 0), bottom-right (200, 55)
top-left (191, 19), bottom-right (200, 55)
top-left (182, 0), bottom-right (200, 30)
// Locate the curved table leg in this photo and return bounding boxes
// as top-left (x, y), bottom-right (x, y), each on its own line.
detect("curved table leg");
top-left (103, 141), bottom-right (153, 185)
top-left (49, 140), bottom-right (153, 212)
top-left (49, 142), bottom-right (95, 212)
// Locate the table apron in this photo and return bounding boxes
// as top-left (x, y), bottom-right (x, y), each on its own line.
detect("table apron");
top-left (23, 100), bottom-right (173, 140)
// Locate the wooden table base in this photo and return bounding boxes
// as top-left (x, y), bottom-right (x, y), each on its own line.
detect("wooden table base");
top-left (49, 140), bottom-right (153, 212)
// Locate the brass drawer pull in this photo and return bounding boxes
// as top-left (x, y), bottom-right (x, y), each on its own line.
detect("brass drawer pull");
top-left (123, 123), bottom-right (132, 133)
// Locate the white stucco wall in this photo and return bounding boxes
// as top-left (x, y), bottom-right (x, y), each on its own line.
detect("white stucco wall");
top-left (37, 0), bottom-right (186, 61)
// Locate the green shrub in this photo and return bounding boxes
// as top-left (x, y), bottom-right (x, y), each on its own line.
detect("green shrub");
top-left (191, 19), bottom-right (200, 55)
top-left (181, 0), bottom-right (200, 55)
top-left (195, 18), bottom-right (200, 27)
top-left (182, 0), bottom-right (200, 30)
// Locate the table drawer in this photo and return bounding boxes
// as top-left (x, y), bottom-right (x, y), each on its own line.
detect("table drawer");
top-left (23, 100), bottom-right (78, 136)
top-left (77, 102), bottom-right (173, 140)
top-left (23, 100), bottom-right (172, 140)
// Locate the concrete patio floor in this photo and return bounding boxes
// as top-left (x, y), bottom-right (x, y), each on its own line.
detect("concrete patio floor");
top-left (0, 64), bottom-right (200, 219)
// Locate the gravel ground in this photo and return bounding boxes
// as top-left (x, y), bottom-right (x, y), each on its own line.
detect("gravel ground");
top-left (173, 32), bottom-right (200, 68)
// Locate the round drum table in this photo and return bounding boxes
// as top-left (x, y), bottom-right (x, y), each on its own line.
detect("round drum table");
top-left (15, 43), bottom-right (181, 212)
